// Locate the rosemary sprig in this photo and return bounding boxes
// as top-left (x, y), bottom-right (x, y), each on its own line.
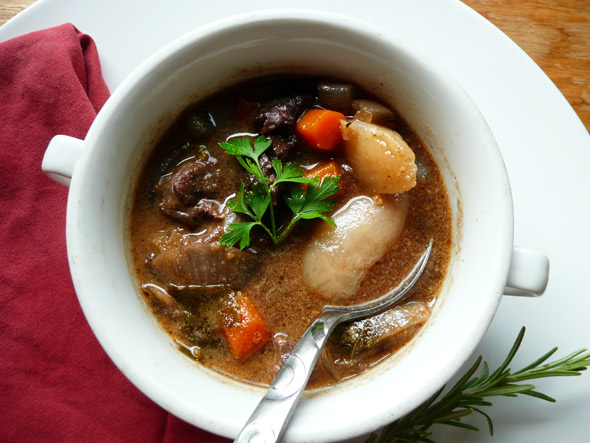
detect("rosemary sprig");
top-left (370, 327), bottom-right (590, 443)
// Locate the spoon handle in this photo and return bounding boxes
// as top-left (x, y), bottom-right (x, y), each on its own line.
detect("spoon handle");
top-left (234, 312), bottom-right (341, 443)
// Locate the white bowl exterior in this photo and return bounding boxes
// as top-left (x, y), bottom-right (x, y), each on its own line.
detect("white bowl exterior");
top-left (65, 10), bottom-right (512, 442)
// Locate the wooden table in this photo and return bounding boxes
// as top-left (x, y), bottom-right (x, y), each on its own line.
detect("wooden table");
top-left (1, 0), bottom-right (588, 133)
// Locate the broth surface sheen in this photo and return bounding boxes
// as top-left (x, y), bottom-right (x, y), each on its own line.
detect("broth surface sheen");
top-left (129, 76), bottom-right (453, 388)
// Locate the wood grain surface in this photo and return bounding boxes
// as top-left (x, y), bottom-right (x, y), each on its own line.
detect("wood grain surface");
top-left (1, 0), bottom-right (589, 132)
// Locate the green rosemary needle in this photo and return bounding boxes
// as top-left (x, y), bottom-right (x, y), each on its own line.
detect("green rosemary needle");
top-left (369, 327), bottom-right (590, 443)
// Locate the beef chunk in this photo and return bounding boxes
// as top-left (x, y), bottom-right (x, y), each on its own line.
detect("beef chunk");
top-left (257, 154), bottom-right (280, 206)
top-left (170, 155), bottom-right (221, 204)
top-left (258, 153), bottom-right (274, 177)
top-left (252, 96), bottom-right (310, 159)
top-left (157, 151), bottom-right (228, 225)
top-left (151, 225), bottom-right (224, 255)
top-left (148, 242), bottom-right (259, 288)
top-left (252, 95), bottom-right (311, 134)
top-left (160, 200), bottom-right (225, 225)
top-left (269, 133), bottom-right (298, 158)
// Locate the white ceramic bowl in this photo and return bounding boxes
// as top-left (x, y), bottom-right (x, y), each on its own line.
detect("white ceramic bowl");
top-left (42, 10), bottom-right (549, 442)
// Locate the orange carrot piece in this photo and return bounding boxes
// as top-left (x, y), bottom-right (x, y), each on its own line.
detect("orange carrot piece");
top-left (221, 293), bottom-right (270, 360)
top-left (305, 161), bottom-right (339, 180)
top-left (296, 109), bottom-right (347, 151)
top-left (304, 161), bottom-right (343, 195)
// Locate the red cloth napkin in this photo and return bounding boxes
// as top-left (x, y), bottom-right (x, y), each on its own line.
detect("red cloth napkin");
top-left (0, 24), bottom-right (228, 443)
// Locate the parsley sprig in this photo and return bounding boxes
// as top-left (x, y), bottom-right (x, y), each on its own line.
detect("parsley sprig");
top-left (369, 326), bottom-right (590, 443)
top-left (219, 136), bottom-right (340, 249)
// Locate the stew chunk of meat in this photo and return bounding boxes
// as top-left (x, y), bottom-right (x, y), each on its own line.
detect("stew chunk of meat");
top-left (252, 95), bottom-right (311, 134)
top-left (149, 242), bottom-right (259, 288)
top-left (156, 151), bottom-right (229, 226)
top-left (252, 96), bottom-right (312, 158)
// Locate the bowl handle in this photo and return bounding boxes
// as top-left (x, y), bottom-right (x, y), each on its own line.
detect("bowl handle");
top-left (41, 135), bottom-right (85, 187)
top-left (504, 247), bottom-right (550, 297)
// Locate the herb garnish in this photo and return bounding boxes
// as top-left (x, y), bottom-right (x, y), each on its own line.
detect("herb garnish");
top-left (219, 136), bottom-right (340, 249)
top-left (368, 327), bottom-right (590, 442)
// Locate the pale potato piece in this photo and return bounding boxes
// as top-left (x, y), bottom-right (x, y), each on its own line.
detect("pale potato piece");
top-left (351, 99), bottom-right (395, 123)
top-left (341, 120), bottom-right (417, 194)
top-left (302, 194), bottom-right (409, 300)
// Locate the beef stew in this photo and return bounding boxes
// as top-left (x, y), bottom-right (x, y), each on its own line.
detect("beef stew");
top-left (129, 76), bottom-right (452, 388)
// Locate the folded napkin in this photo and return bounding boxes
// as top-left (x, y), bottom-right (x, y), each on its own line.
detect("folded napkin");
top-left (0, 24), bottom-right (226, 442)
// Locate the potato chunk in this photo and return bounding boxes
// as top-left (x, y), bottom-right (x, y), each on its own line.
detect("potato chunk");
top-left (351, 99), bottom-right (396, 123)
top-left (302, 194), bottom-right (408, 300)
top-left (341, 120), bottom-right (417, 194)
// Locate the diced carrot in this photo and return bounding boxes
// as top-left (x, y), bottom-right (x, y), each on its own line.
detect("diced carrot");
top-left (220, 293), bottom-right (270, 360)
top-left (305, 161), bottom-right (339, 181)
top-left (296, 109), bottom-right (347, 151)
top-left (303, 161), bottom-right (343, 195)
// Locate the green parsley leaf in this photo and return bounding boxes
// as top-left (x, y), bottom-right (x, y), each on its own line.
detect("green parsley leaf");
top-left (219, 136), bottom-right (271, 181)
top-left (220, 222), bottom-right (260, 249)
top-left (278, 176), bottom-right (339, 242)
top-left (219, 137), bottom-right (341, 248)
top-left (283, 187), bottom-right (306, 214)
top-left (219, 136), bottom-right (270, 160)
top-left (246, 182), bottom-right (271, 220)
top-left (284, 177), bottom-right (339, 216)
top-left (219, 137), bottom-right (252, 156)
top-left (273, 159), bottom-right (311, 185)
top-left (306, 175), bottom-right (341, 202)
top-left (297, 212), bottom-right (336, 225)
top-left (225, 183), bottom-right (254, 218)
top-left (252, 135), bottom-right (272, 159)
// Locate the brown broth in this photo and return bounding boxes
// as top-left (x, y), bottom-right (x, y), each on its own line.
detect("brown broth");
top-left (129, 76), bottom-right (452, 388)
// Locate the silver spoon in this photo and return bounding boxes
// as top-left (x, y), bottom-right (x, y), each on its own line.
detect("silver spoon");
top-left (235, 239), bottom-right (433, 443)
